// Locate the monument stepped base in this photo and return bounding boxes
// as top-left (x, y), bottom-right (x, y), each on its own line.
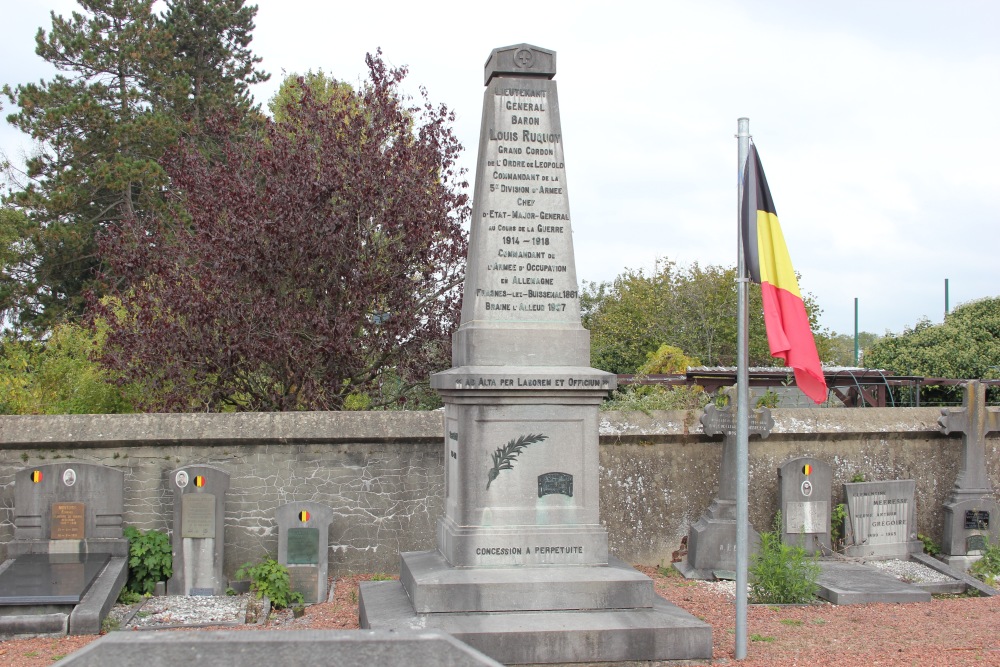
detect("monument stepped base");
top-left (360, 550), bottom-right (713, 665)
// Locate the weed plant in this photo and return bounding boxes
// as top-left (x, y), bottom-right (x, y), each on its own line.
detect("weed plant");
top-left (124, 526), bottom-right (172, 595)
top-left (969, 537), bottom-right (1000, 587)
top-left (749, 512), bottom-right (820, 604)
top-left (601, 385), bottom-right (711, 413)
top-left (236, 557), bottom-right (303, 610)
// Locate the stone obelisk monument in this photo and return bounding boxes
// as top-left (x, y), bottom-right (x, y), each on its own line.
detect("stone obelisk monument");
top-left (359, 44), bottom-right (711, 665)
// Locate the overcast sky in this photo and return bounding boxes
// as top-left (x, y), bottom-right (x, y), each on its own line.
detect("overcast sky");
top-left (3, 0), bottom-right (997, 337)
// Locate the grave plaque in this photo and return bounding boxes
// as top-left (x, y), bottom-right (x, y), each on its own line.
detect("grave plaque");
top-left (276, 502), bottom-right (332, 604)
top-left (778, 457), bottom-right (831, 555)
top-left (51, 503), bottom-right (86, 540)
top-left (286, 528), bottom-right (319, 565)
top-left (678, 401), bottom-right (772, 579)
top-left (181, 494), bottom-right (216, 538)
top-left (843, 480), bottom-right (923, 559)
top-left (938, 380), bottom-right (1000, 558)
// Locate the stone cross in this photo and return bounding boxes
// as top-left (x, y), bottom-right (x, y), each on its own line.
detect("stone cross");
top-left (938, 380), bottom-right (1000, 556)
top-left (939, 380), bottom-right (1000, 495)
top-left (700, 401), bottom-right (774, 509)
top-left (677, 400), bottom-right (773, 579)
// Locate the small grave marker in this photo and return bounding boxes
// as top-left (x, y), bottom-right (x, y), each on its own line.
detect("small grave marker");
top-left (276, 502), bottom-right (332, 604)
top-left (168, 465), bottom-right (229, 596)
top-left (778, 457), bottom-right (831, 554)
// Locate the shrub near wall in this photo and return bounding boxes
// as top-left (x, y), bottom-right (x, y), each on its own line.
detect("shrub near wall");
top-left (0, 408), bottom-right (991, 575)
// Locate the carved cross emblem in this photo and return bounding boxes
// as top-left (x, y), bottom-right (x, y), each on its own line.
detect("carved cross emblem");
top-left (514, 49), bottom-right (534, 68)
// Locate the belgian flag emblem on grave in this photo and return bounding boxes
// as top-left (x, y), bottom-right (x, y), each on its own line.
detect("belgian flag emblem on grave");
top-left (741, 144), bottom-right (827, 404)
top-left (299, 510), bottom-right (310, 523)
top-left (194, 475), bottom-right (205, 487)
top-left (802, 464), bottom-right (812, 476)
top-left (31, 470), bottom-right (43, 483)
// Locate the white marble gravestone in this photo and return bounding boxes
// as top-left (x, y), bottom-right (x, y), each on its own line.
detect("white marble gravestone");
top-left (359, 44), bottom-right (712, 666)
top-left (843, 480), bottom-right (923, 559)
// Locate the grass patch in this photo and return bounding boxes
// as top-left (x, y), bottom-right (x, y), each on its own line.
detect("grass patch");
top-left (750, 634), bottom-right (775, 643)
top-left (780, 618), bottom-right (805, 626)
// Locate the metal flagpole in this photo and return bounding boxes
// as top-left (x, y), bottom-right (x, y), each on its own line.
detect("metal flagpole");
top-left (735, 117), bottom-right (751, 660)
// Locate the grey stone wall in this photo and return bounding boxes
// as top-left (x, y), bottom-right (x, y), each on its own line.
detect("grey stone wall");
top-left (0, 408), bottom-right (995, 576)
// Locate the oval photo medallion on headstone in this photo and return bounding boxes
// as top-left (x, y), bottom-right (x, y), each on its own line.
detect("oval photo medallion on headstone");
top-left (62, 468), bottom-right (77, 487)
top-left (801, 480), bottom-right (813, 497)
top-left (175, 470), bottom-right (189, 488)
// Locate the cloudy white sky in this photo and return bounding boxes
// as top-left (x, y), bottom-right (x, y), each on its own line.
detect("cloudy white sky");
top-left (3, 0), bottom-right (998, 337)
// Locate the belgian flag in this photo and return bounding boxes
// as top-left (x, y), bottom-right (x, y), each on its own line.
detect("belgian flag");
top-left (741, 144), bottom-right (827, 404)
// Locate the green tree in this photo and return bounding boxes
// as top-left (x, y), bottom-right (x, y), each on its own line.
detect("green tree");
top-left (864, 297), bottom-right (1000, 403)
top-left (822, 331), bottom-right (881, 366)
top-left (583, 258), bottom-right (828, 374)
top-left (160, 0), bottom-right (268, 122)
top-left (268, 69), bottom-right (356, 126)
top-left (2, 0), bottom-right (268, 333)
top-left (0, 320), bottom-right (135, 414)
top-left (3, 0), bottom-right (173, 332)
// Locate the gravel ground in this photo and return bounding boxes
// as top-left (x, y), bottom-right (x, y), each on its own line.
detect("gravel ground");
top-left (1, 568), bottom-right (998, 666)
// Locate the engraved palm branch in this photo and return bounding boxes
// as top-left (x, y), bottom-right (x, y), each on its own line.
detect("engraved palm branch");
top-left (486, 433), bottom-right (548, 490)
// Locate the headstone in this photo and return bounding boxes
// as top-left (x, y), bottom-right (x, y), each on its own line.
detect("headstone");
top-left (359, 44), bottom-right (712, 666)
top-left (168, 465), bottom-right (229, 596)
top-left (276, 502), bottom-right (332, 604)
top-left (938, 380), bottom-right (1000, 561)
top-left (676, 400), bottom-right (773, 579)
top-left (0, 463), bottom-right (128, 636)
top-left (777, 457), bottom-right (832, 555)
top-left (52, 629), bottom-right (504, 667)
top-left (843, 480), bottom-right (923, 559)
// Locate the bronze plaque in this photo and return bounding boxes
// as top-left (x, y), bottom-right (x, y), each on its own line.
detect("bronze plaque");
top-left (288, 565), bottom-right (319, 604)
top-left (51, 502), bottom-right (85, 540)
top-left (181, 493), bottom-right (216, 538)
top-left (286, 528), bottom-right (319, 565)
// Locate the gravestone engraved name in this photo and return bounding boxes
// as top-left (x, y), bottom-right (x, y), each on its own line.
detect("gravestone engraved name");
top-left (286, 528), bottom-right (319, 565)
top-left (181, 494), bottom-right (216, 539)
top-left (843, 480), bottom-right (922, 559)
top-left (51, 503), bottom-right (86, 540)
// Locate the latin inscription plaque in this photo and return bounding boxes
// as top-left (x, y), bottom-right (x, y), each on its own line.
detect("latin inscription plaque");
top-left (287, 527), bottom-right (319, 565)
top-left (51, 502), bottom-right (85, 540)
top-left (181, 493), bottom-right (216, 538)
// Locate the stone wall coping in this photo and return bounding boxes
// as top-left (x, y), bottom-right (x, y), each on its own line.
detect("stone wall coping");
top-left (0, 407), bottom-right (948, 449)
top-left (599, 407), bottom-right (944, 439)
top-left (0, 411), bottom-right (445, 448)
